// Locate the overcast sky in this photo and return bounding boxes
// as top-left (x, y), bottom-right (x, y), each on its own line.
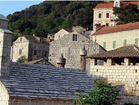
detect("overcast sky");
top-left (0, 1), bottom-right (43, 17)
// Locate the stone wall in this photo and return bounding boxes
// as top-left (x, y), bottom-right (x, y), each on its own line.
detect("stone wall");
top-left (90, 65), bottom-right (139, 104)
top-left (0, 31), bottom-right (12, 78)
top-left (11, 38), bottom-right (29, 62)
top-left (0, 81), bottom-right (9, 105)
top-left (54, 29), bottom-right (70, 40)
top-left (9, 98), bottom-right (72, 105)
top-left (11, 36), bottom-right (49, 62)
top-left (49, 32), bottom-right (105, 71)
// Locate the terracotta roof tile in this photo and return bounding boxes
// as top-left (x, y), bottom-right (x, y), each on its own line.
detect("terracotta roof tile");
top-left (93, 22), bottom-right (139, 36)
top-left (95, 2), bottom-right (139, 9)
top-left (95, 3), bottom-right (114, 8)
top-left (88, 44), bottom-right (139, 58)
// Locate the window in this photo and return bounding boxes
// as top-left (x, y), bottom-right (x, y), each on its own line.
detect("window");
top-left (113, 41), bottom-right (116, 48)
top-left (34, 50), bottom-right (37, 55)
top-left (103, 42), bottom-right (106, 49)
top-left (72, 34), bottom-right (78, 41)
top-left (135, 38), bottom-right (138, 46)
top-left (40, 38), bottom-right (43, 43)
top-left (44, 51), bottom-right (47, 57)
top-left (19, 49), bottom-right (22, 55)
top-left (20, 38), bottom-right (22, 41)
top-left (123, 40), bottom-right (127, 46)
top-left (106, 13), bottom-right (109, 18)
top-left (98, 13), bottom-right (101, 18)
top-left (106, 23), bottom-right (109, 26)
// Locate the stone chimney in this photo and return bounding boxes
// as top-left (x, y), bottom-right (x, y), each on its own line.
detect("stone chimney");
top-left (80, 46), bottom-right (86, 71)
top-left (56, 53), bottom-right (66, 68)
top-left (0, 22), bottom-right (12, 79)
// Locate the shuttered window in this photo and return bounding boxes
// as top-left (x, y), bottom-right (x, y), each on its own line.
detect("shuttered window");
top-left (113, 41), bottom-right (116, 48)
top-left (135, 38), bottom-right (138, 46)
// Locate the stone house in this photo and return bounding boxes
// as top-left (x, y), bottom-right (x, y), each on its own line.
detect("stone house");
top-left (88, 44), bottom-right (139, 104)
top-left (93, 1), bottom-right (139, 32)
top-left (0, 14), bottom-right (95, 105)
top-left (49, 31), bottom-right (105, 72)
top-left (11, 35), bottom-right (49, 62)
top-left (92, 22), bottom-right (139, 51)
top-left (54, 28), bottom-right (71, 40)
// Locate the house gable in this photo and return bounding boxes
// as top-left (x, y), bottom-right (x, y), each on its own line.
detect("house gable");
top-left (54, 29), bottom-right (71, 40)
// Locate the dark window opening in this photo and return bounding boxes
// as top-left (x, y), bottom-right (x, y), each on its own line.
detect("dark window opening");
top-left (72, 34), bottom-right (78, 41)
top-left (19, 49), bottom-right (22, 55)
top-left (34, 50), bottom-right (37, 55)
top-left (106, 13), bottom-right (109, 18)
top-left (98, 13), bottom-right (101, 18)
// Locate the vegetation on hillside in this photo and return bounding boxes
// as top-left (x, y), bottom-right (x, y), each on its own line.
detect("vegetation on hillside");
top-left (113, 4), bottom-right (139, 25)
top-left (72, 81), bottom-right (119, 105)
top-left (7, 1), bottom-right (101, 41)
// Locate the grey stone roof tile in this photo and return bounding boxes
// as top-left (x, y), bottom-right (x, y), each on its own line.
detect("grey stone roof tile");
top-left (2, 62), bottom-right (94, 100)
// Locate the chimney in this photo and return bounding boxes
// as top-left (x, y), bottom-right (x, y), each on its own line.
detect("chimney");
top-left (56, 53), bottom-right (66, 68)
top-left (0, 25), bottom-right (12, 79)
top-left (114, 0), bottom-right (120, 7)
top-left (80, 46), bottom-right (86, 71)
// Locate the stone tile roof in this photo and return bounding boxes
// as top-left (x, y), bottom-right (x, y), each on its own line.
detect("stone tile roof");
top-left (88, 45), bottom-right (139, 58)
top-left (28, 58), bottom-right (54, 66)
top-left (25, 35), bottom-right (49, 44)
top-left (93, 22), bottom-right (139, 36)
top-left (95, 2), bottom-right (139, 9)
top-left (0, 28), bottom-right (12, 33)
top-left (2, 63), bottom-right (94, 99)
top-left (0, 14), bottom-right (8, 21)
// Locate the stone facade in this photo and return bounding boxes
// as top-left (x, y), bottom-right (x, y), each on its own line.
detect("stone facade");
top-left (49, 31), bottom-right (105, 72)
top-left (54, 29), bottom-right (70, 40)
top-left (0, 81), bottom-right (9, 105)
top-left (9, 98), bottom-right (72, 105)
top-left (0, 14), bottom-right (8, 29)
top-left (90, 65), bottom-right (139, 104)
top-left (11, 35), bottom-right (49, 62)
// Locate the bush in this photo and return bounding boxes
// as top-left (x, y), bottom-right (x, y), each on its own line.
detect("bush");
top-left (73, 81), bottom-right (119, 105)
top-left (17, 56), bottom-right (27, 63)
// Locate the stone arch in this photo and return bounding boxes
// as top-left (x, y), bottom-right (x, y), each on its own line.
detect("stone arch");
top-left (0, 81), bottom-right (9, 105)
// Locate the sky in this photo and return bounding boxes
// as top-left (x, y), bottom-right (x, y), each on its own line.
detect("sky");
top-left (0, 1), bottom-right (44, 17)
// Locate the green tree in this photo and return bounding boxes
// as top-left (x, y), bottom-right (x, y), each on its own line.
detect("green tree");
top-left (7, 1), bottom-right (101, 41)
top-left (113, 4), bottom-right (139, 24)
top-left (73, 81), bottom-right (119, 105)
top-left (17, 56), bottom-right (27, 63)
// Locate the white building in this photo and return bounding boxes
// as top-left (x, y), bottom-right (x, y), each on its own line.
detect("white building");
top-left (92, 22), bottom-right (139, 51)
top-left (93, 1), bottom-right (139, 32)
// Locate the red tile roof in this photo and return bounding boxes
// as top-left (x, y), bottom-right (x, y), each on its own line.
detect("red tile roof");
top-left (95, 3), bottom-right (114, 8)
top-left (93, 22), bottom-right (139, 36)
top-left (95, 2), bottom-right (139, 9)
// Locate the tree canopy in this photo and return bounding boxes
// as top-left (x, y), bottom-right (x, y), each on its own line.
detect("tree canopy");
top-left (73, 81), bottom-right (119, 105)
top-left (7, 1), bottom-right (101, 41)
top-left (113, 4), bottom-right (139, 25)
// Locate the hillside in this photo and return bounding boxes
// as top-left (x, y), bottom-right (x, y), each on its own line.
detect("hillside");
top-left (7, 1), bottom-right (101, 41)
